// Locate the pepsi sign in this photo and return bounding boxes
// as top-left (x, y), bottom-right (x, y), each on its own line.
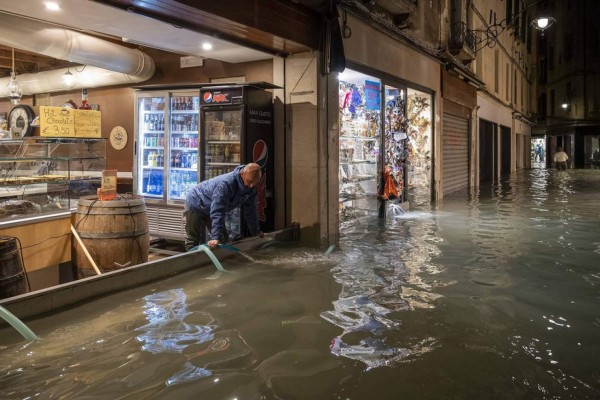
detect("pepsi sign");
top-left (200, 88), bottom-right (243, 106)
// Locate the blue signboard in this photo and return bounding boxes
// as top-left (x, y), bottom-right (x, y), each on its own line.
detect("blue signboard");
top-left (364, 80), bottom-right (381, 110)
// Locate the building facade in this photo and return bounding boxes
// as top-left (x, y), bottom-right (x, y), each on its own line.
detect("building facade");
top-left (535, 0), bottom-right (600, 168)
top-left (0, 0), bottom-right (556, 250)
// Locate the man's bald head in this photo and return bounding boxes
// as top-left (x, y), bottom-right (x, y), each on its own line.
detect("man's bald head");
top-left (241, 163), bottom-right (261, 188)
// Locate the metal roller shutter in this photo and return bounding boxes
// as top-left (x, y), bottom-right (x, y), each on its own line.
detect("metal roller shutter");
top-left (443, 113), bottom-right (469, 195)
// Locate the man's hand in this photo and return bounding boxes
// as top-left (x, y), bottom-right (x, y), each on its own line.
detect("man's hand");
top-left (259, 231), bottom-right (264, 238)
top-left (207, 239), bottom-right (220, 249)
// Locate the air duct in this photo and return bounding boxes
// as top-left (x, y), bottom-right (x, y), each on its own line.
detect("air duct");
top-left (0, 65), bottom-right (150, 95)
top-left (0, 12), bottom-right (155, 93)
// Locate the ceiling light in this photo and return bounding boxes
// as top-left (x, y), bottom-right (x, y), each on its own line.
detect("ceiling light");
top-left (202, 42), bottom-right (213, 51)
top-left (44, 2), bottom-right (61, 11)
top-left (61, 69), bottom-right (77, 89)
top-left (5, 48), bottom-right (22, 105)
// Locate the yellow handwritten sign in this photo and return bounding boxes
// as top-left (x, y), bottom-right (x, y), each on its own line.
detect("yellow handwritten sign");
top-left (40, 106), bottom-right (75, 137)
top-left (74, 110), bottom-right (102, 138)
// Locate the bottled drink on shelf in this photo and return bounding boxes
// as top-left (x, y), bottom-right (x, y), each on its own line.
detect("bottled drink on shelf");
top-left (79, 89), bottom-right (92, 110)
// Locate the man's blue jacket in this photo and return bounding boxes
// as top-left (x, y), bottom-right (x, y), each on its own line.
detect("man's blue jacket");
top-left (185, 164), bottom-right (260, 240)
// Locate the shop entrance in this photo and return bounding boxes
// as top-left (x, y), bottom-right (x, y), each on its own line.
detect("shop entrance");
top-left (338, 67), bottom-right (433, 226)
top-left (583, 135), bottom-right (600, 168)
top-left (479, 119), bottom-right (496, 182)
top-left (500, 126), bottom-right (511, 175)
top-left (531, 136), bottom-right (546, 165)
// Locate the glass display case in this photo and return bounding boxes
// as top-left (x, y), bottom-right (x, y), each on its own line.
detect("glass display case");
top-left (0, 138), bottom-right (106, 222)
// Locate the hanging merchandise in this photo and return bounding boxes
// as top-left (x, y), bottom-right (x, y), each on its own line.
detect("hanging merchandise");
top-left (406, 91), bottom-right (432, 204)
top-left (348, 85), bottom-right (362, 115)
top-left (380, 165), bottom-right (399, 200)
top-left (383, 87), bottom-right (408, 203)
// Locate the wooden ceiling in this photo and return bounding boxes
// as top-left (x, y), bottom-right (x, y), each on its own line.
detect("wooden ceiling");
top-left (0, 45), bottom-right (75, 79)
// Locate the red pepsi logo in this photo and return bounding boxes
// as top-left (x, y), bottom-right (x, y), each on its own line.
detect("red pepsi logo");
top-left (253, 140), bottom-right (268, 168)
top-left (203, 92), bottom-right (212, 103)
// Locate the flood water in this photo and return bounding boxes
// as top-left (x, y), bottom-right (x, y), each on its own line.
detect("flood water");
top-left (1, 168), bottom-right (600, 399)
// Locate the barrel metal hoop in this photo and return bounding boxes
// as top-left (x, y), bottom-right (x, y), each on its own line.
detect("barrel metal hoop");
top-left (77, 230), bottom-right (149, 239)
top-left (0, 271), bottom-right (24, 282)
top-left (76, 206), bottom-right (147, 216)
top-left (0, 249), bottom-right (19, 260)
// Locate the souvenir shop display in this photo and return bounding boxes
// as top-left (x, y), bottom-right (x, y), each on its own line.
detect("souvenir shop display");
top-left (383, 87), bottom-right (409, 203)
top-left (338, 70), bottom-right (433, 224)
top-left (338, 78), bottom-right (381, 220)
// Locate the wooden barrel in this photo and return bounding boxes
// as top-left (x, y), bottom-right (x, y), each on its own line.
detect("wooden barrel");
top-left (0, 236), bottom-right (28, 299)
top-left (73, 195), bottom-right (149, 278)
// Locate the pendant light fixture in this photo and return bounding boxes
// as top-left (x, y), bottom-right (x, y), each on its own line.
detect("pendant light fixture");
top-left (5, 47), bottom-right (23, 105)
top-left (61, 67), bottom-right (77, 89)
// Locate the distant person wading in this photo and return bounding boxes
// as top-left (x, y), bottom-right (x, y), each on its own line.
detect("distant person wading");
top-left (553, 147), bottom-right (569, 170)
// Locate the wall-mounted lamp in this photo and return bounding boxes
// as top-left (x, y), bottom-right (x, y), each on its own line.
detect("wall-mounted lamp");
top-left (532, 16), bottom-right (556, 32)
top-left (470, 0), bottom-right (556, 53)
top-left (561, 102), bottom-right (569, 110)
top-left (5, 48), bottom-right (23, 105)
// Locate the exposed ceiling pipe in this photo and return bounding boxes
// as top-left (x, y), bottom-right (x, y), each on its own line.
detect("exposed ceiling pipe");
top-left (0, 65), bottom-right (149, 95)
top-left (0, 12), bottom-right (155, 93)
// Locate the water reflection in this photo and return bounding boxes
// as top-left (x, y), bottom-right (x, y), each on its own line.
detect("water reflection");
top-left (322, 206), bottom-right (444, 369)
top-left (1, 169), bottom-right (600, 398)
top-left (319, 169), bottom-right (600, 397)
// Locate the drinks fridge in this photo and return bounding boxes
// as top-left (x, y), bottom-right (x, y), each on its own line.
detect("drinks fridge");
top-left (134, 84), bottom-right (275, 240)
top-left (134, 90), bottom-right (200, 239)
top-left (200, 85), bottom-right (275, 239)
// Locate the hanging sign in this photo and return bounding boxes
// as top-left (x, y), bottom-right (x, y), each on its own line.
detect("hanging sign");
top-left (39, 106), bottom-right (76, 137)
top-left (39, 106), bottom-right (102, 137)
top-left (364, 80), bottom-right (381, 111)
top-left (74, 110), bottom-right (102, 138)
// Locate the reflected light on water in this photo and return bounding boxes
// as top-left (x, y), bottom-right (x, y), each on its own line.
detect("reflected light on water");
top-left (1, 169), bottom-right (600, 398)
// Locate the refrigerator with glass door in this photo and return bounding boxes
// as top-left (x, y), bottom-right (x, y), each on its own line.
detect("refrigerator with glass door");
top-left (199, 85), bottom-right (274, 239)
top-left (134, 90), bottom-right (200, 240)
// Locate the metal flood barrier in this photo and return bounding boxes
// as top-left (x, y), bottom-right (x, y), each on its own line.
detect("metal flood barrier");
top-left (0, 225), bottom-right (299, 324)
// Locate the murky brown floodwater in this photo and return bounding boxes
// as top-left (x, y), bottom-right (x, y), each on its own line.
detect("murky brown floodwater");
top-left (1, 168), bottom-right (599, 399)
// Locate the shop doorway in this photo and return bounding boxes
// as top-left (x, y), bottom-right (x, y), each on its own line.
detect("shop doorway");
top-left (531, 137), bottom-right (546, 166)
top-left (583, 135), bottom-right (600, 168)
top-left (338, 67), bottom-right (433, 226)
top-left (500, 126), bottom-right (511, 175)
top-left (479, 119), bottom-right (496, 183)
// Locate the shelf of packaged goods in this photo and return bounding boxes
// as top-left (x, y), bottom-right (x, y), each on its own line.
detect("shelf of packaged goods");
top-left (171, 167), bottom-right (197, 172)
top-left (142, 166), bottom-right (164, 170)
top-left (338, 193), bottom-right (370, 203)
top-left (170, 147), bottom-right (197, 151)
top-left (170, 131), bottom-right (198, 135)
top-left (171, 110), bottom-right (198, 114)
top-left (207, 162), bottom-right (238, 166)
top-left (340, 160), bottom-right (377, 165)
top-left (340, 136), bottom-right (378, 140)
top-left (346, 175), bottom-right (375, 182)
top-left (207, 140), bottom-right (240, 144)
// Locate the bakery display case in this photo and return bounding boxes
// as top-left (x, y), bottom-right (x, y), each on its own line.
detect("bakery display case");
top-left (0, 137), bottom-right (106, 222)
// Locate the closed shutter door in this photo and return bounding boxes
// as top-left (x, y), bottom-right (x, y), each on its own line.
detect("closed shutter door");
top-left (443, 113), bottom-right (469, 195)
